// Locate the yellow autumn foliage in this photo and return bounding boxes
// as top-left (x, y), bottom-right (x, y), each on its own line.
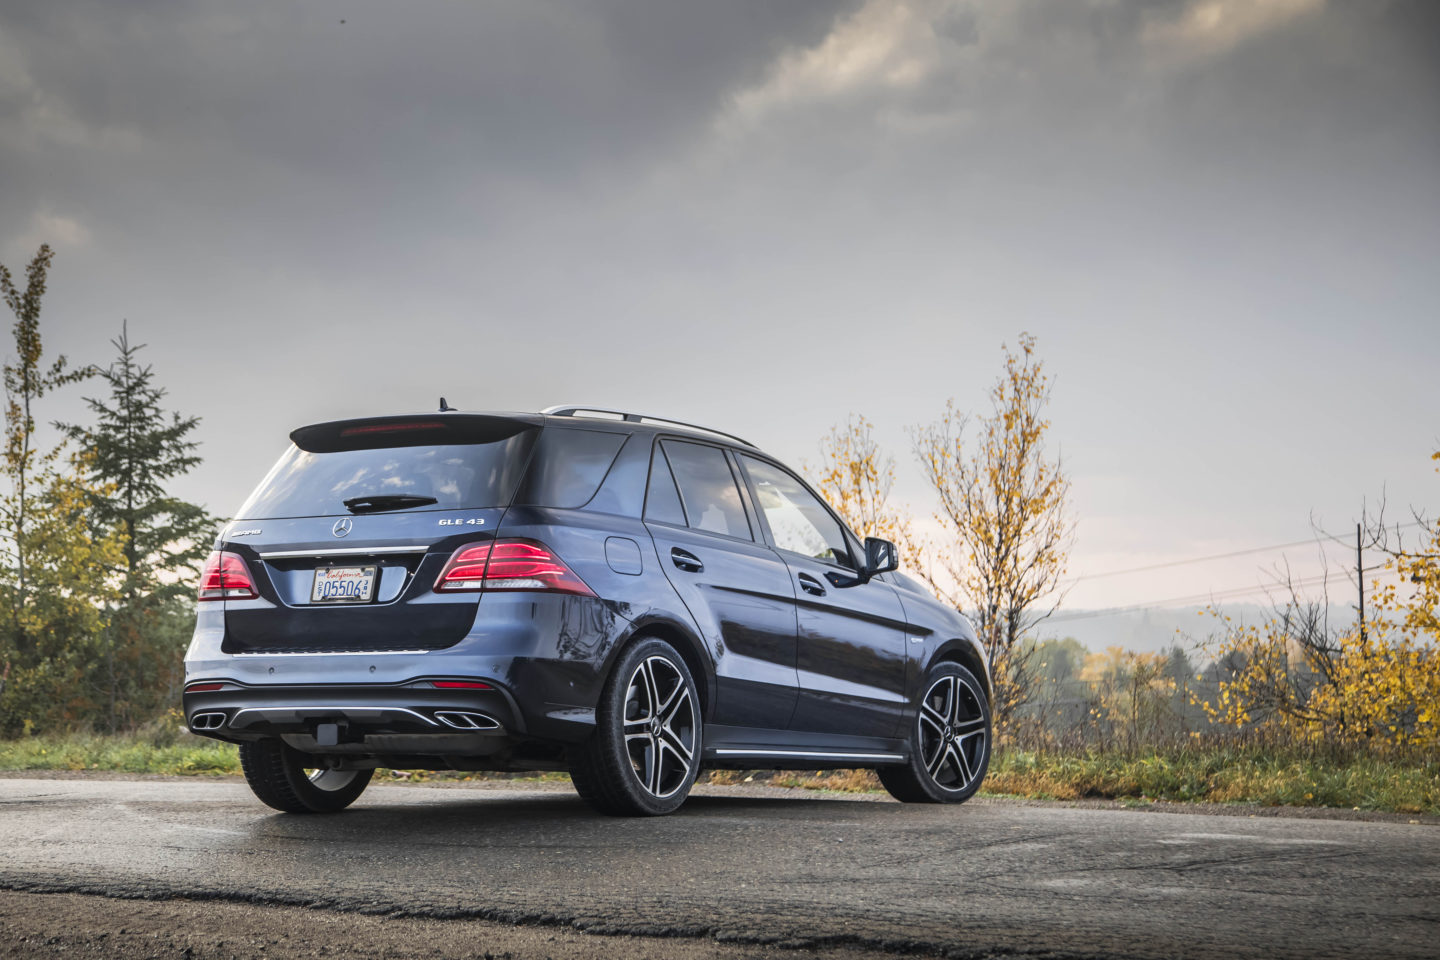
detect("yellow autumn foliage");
top-left (1198, 450), bottom-right (1440, 748)
top-left (912, 334), bottom-right (1072, 667)
top-left (809, 414), bottom-right (922, 571)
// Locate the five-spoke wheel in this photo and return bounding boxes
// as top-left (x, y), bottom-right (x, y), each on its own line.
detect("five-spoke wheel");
top-left (570, 637), bottom-right (701, 816)
top-left (878, 662), bottom-right (990, 803)
top-left (621, 654), bottom-right (698, 799)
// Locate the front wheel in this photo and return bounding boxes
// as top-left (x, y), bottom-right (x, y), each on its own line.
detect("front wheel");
top-left (878, 662), bottom-right (991, 803)
top-left (238, 738), bottom-right (373, 813)
top-left (569, 637), bottom-right (701, 816)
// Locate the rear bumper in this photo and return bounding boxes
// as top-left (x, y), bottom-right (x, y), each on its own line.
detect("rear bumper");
top-left (184, 592), bottom-right (636, 748)
top-left (183, 679), bottom-right (523, 743)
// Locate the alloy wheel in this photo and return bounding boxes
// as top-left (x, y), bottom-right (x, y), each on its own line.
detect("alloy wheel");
top-left (622, 655), bottom-right (697, 798)
top-left (917, 674), bottom-right (988, 792)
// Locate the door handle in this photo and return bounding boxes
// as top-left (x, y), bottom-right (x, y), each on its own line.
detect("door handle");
top-left (670, 548), bottom-right (703, 573)
top-left (797, 572), bottom-right (827, 597)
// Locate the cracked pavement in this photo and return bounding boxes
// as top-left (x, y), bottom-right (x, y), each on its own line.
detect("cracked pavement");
top-left (0, 777), bottom-right (1436, 959)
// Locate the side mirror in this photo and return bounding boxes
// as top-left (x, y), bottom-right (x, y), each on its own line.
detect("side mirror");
top-left (829, 537), bottom-right (901, 589)
top-left (864, 537), bottom-right (899, 575)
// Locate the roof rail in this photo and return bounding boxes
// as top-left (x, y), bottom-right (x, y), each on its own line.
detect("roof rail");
top-left (541, 405), bottom-right (755, 448)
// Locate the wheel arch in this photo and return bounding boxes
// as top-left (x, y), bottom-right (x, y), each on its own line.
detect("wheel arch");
top-left (928, 638), bottom-right (992, 704)
top-left (611, 615), bottom-right (714, 720)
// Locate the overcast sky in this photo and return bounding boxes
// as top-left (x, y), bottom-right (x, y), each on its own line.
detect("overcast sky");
top-left (2, 0), bottom-right (1436, 616)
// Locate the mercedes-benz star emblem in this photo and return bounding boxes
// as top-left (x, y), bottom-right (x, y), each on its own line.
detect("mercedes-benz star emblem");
top-left (332, 517), bottom-right (353, 538)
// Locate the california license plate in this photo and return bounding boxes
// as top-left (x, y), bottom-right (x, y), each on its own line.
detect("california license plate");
top-left (311, 565), bottom-right (377, 603)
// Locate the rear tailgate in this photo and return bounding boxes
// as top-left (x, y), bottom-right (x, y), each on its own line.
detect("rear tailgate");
top-left (217, 414), bottom-right (540, 654)
top-left (221, 511), bottom-right (505, 653)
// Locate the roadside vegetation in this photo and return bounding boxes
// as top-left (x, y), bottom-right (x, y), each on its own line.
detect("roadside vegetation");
top-left (0, 245), bottom-right (212, 737)
top-left (984, 744), bottom-right (1439, 813)
top-left (805, 347), bottom-right (1439, 813)
top-left (714, 745), bottom-right (1440, 816)
top-left (0, 719), bottom-right (239, 776)
top-left (6, 726), bottom-right (1436, 815)
top-left (0, 243), bottom-right (1434, 816)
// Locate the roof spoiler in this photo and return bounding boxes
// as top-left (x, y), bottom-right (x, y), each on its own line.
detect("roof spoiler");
top-left (291, 414), bottom-right (540, 453)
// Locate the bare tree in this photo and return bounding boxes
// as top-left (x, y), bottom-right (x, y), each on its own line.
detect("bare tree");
top-left (912, 334), bottom-right (1074, 714)
top-left (1351, 459), bottom-right (1439, 640)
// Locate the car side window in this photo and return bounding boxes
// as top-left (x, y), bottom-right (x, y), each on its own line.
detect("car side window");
top-left (644, 441), bottom-right (687, 526)
top-left (515, 428), bottom-right (628, 509)
top-left (739, 455), bottom-right (853, 568)
top-left (661, 441), bottom-right (753, 541)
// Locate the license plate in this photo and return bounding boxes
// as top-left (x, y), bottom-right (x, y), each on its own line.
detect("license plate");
top-left (311, 566), bottom-right (377, 603)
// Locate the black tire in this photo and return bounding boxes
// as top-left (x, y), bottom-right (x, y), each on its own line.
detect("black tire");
top-left (238, 738), bottom-right (373, 813)
top-left (878, 661), bottom-right (991, 804)
top-left (569, 637), bottom-right (702, 816)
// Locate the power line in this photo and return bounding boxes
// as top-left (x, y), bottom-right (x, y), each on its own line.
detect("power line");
top-left (1048, 568), bottom-right (1404, 624)
top-left (1061, 521), bottom-right (1427, 585)
top-left (1062, 539), bottom-right (1337, 583)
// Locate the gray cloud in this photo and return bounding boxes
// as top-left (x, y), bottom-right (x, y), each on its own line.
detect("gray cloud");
top-left (0, 0), bottom-right (1435, 608)
top-left (1, 2), bottom-right (856, 252)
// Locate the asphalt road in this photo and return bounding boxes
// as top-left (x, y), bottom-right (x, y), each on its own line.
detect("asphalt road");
top-left (1, 777), bottom-right (1436, 959)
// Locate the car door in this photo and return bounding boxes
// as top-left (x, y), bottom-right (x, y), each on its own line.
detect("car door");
top-left (643, 439), bottom-right (800, 731)
top-left (736, 454), bottom-right (910, 740)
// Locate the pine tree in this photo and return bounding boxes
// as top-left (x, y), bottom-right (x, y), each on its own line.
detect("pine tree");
top-left (65, 322), bottom-right (214, 602)
top-left (62, 322), bottom-right (217, 731)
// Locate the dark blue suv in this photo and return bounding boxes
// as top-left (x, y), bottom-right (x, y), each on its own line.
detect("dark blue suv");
top-left (184, 406), bottom-right (991, 815)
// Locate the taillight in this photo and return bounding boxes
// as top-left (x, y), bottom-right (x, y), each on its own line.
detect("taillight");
top-left (185, 682), bottom-right (226, 692)
top-left (432, 680), bottom-right (492, 689)
top-left (434, 539), bottom-right (595, 596)
top-left (198, 550), bottom-right (259, 600)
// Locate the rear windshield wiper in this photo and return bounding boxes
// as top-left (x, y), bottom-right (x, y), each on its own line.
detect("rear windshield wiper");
top-left (342, 494), bottom-right (439, 514)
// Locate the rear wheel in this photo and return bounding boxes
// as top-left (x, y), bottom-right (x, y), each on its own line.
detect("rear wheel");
top-left (238, 738), bottom-right (373, 813)
top-left (569, 637), bottom-right (701, 816)
top-left (878, 662), bottom-right (990, 803)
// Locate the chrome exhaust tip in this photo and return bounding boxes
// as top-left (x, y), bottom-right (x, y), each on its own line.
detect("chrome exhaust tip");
top-left (433, 710), bottom-right (500, 731)
top-left (189, 712), bottom-right (228, 731)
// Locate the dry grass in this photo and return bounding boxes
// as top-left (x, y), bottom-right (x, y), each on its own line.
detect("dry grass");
top-left (0, 728), bottom-right (240, 776)
top-left (986, 746), bottom-right (1440, 814)
top-left (4, 731), bottom-right (1435, 815)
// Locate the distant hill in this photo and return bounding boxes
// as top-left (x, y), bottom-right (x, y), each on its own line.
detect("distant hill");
top-left (1034, 603), bottom-right (1361, 655)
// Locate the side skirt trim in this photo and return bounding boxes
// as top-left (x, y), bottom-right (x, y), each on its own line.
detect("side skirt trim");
top-left (712, 749), bottom-right (903, 762)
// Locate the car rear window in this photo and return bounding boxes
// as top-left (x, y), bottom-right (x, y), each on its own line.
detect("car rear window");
top-left (235, 429), bottom-right (539, 519)
top-left (514, 428), bottom-right (628, 509)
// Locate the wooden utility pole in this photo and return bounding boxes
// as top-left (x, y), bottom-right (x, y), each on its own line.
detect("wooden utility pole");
top-left (1357, 521), bottom-right (1366, 643)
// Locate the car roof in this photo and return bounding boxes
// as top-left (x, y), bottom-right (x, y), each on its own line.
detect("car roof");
top-left (538, 405), bottom-right (759, 451)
